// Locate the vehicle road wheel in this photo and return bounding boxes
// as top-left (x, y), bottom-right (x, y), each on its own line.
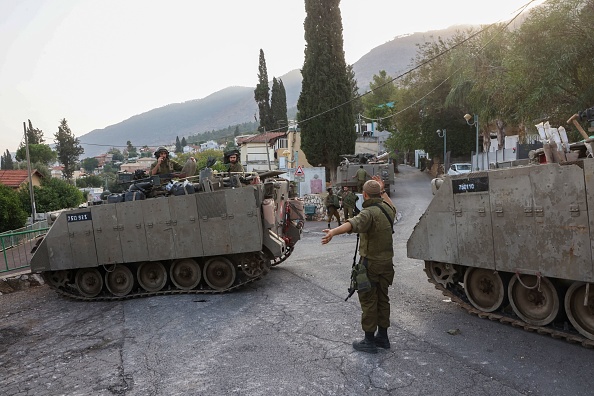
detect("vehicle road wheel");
top-left (105, 265), bottom-right (134, 297)
top-left (565, 282), bottom-right (594, 340)
top-left (170, 259), bottom-right (201, 290)
top-left (464, 268), bottom-right (506, 312)
top-left (203, 257), bottom-right (236, 290)
top-left (75, 268), bottom-right (103, 298)
top-left (508, 274), bottom-right (559, 326)
top-left (43, 270), bottom-right (70, 288)
top-left (137, 261), bottom-right (167, 292)
top-left (424, 261), bottom-right (456, 287)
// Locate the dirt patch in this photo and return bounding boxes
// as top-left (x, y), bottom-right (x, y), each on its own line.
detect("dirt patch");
top-left (0, 274), bottom-right (44, 295)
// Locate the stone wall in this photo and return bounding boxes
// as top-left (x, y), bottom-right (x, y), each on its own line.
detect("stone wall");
top-left (303, 193), bottom-right (327, 221)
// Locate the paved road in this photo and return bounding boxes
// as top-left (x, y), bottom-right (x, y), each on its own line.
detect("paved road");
top-left (1, 165), bottom-right (592, 395)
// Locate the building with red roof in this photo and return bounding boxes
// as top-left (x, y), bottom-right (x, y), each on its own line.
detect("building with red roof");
top-left (0, 169), bottom-right (44, 190)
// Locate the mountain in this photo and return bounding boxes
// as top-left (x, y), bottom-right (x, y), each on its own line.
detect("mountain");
top-left (79, 26), bottom-right (465, 158)
top-left (352, 26), bottom-right (468, 90)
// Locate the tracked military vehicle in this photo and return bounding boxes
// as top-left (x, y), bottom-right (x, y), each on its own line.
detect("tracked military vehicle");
top-left (408, 108), bottom-right (594, 346)
top-left (336, 153), bottom-right (395, 196)
top-left (30, 167), bottom-right (303, 300)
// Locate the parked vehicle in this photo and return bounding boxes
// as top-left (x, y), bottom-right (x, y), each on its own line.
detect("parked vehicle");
top-left (336, 154), bottom-right (395, 196)
top-left (447, 163), bottom-right (472, 175)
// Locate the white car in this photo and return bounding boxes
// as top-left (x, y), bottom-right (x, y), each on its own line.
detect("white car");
top-left (447, 163), bottom-right (472, 176)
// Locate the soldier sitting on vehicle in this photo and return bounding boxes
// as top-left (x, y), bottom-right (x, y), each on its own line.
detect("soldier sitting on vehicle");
top-left (228, 153), bottom-right (245, 173)
top-left (151, 147), bottom-right (183, 176)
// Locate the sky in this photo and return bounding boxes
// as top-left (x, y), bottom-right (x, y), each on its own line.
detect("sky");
top-left (0, 0), bottom-right (546, 154)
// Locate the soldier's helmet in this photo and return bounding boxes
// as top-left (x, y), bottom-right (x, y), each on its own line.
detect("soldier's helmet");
top-left (154, 146), bottom-right (169, 158)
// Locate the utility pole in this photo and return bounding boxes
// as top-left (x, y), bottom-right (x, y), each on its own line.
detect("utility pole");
top-left (23, 122), bottom-right (37, 223)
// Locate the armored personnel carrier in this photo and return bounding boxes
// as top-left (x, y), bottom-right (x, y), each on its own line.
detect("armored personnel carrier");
top-left (408, 109), bottom-right (594, 346)
top-left (30, 167), bottom-right (303, 300)
top-left (336, 153), bottom-right (395, 196)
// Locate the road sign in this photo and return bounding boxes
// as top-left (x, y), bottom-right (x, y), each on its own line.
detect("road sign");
top-left (295, 166), bottom-right (305, 176)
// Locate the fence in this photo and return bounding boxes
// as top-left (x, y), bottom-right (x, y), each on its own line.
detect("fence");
top-left (1, 221), bottom-right (48, 274)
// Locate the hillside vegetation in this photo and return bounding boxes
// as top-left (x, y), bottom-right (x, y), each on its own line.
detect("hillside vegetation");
top-left (78, 27), bottom-right (462, 157)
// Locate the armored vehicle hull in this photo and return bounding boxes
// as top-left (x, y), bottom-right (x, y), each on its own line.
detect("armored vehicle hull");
top-left (336, 162), bottom-right (394, 196)
top-left (408, 141), bottom-right (594, 345)
top-left (30, 173), bottom-right (303, 300)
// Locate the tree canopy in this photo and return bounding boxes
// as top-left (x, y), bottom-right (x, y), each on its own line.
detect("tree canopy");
top-left (25, 119), bottom-right (45, 145)
top-left (254, 49), bottom-right (274, 132)
top-left (271, 77), bottom-right (288, 132)
top-left (1, 149), bottom-right (14, 170)
top-left (19, 177), bottom-right (85, 213)
top-left (15, 144), bottom-right (56, 166)
top-left (384, 0), bottom-right (594, 161)
top-left (298, 0), bottom-right (356, 182)
top-left (0, 184), bottom-right (28, 232)
top-left (54, 119), bottom-right (84, 180)
top-left (81, 157), bottom-right (99, 172)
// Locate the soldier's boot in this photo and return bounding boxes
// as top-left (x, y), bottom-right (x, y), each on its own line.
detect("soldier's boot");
top-left (338, 220), bottom-right (342, 226)
top-left (352, 332), bottom-right (378, 354)
top-left (374, 326), bottom-right (390, 349)
top-left (328, 223), bottom-right (331, 229)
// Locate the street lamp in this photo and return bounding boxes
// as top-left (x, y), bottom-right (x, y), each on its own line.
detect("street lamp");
top-left (464, 113), bottom-right (480, 171)
top-left (436, 129), bottom-right (446, 173)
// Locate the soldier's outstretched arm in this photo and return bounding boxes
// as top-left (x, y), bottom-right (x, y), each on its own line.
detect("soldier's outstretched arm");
top-left (321, 222), bottom-right (353, 244)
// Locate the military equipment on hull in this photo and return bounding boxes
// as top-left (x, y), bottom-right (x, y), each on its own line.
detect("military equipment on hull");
top-left (336, 153), bottom-right (394, 196)
top-left (408, 112), bottom-right (594, 345)
top-left (30, 168), bottom-right (304, 300)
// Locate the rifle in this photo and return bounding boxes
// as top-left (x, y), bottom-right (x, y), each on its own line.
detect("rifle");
top-left (345, 234), bottom-right (360, 301)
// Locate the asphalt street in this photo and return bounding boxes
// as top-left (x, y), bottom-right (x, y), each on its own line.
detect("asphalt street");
top-left (1, 165), bottom-right (593, 396)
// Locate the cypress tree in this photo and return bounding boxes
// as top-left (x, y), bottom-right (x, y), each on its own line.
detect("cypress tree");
top-left (54, 118), bottom-right (84, 181)
top-left (271, 77), bottom-right (288, 131)
top-left (1, 150), bottom-right (13, 169)
top-left (298, 0), bottom-right (355, 182)
top-left (26, 119), bottom-right (45, 145)
top-left (175, 136), bottom-right (182, 153)
top-left (254, 49), bottom-right (274, 132)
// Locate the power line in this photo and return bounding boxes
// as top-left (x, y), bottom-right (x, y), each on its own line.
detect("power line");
top-left (298, 0), bottom-right (537, 126)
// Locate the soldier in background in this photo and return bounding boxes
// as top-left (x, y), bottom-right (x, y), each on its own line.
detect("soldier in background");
top-left (339, 186), bottom-right (358, 220)
top-left (352, 165), bottom-right (370, 193)
top-left (325, 187), bottom-right (341, 229)
top-left (151, 147), bottom-right (183, 176)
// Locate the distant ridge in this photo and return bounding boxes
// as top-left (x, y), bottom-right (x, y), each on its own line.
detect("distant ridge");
top-left (79, 26), bottom-right (468, 158)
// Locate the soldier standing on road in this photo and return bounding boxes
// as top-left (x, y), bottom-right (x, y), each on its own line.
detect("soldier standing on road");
top-left (321, 176), bottom-right (396, 354)
top-left (340, 186), bottom-right (358, 221)
top-left (352, 165), bottom-right (370, 193)
top-left (325, 188), bottom-right (342, 229)
top-left (151, 147), bottom-right (183, 176)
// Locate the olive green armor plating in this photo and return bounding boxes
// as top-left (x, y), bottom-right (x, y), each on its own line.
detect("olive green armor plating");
top-left (30, 172), bottom-right (303, 300)
top-left (407, 139), bottom-right (594, 345)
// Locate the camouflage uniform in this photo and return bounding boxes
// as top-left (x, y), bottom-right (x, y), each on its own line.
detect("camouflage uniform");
top-left (325, 191), bottom-right (341, 227)
top-left (151, 158), bottom-right (183, 175)
top-left (355, 167), bottom-right (369, 193)
top-left (347, 197), bottom-right (395, 333)
top-left (228, 161), bottom-right (245, 172)
top-left (341, 190), bottom-right (358, 220)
